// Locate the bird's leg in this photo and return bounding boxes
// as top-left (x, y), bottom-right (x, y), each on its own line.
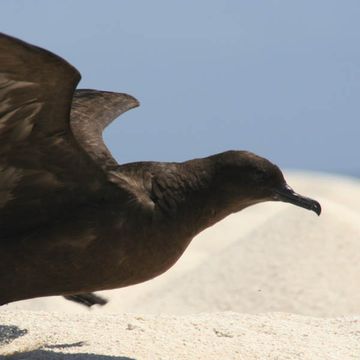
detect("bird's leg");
top-left (63, 293), bottom-right (108, 307)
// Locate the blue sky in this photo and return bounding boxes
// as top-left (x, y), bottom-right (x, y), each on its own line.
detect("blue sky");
top-left (2, 1), bottom-right (359, 176)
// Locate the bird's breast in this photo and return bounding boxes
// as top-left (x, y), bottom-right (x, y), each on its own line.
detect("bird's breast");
top-left (0, 207), bottom-right (195, 302)
top-left (97, 223), bottom-right (194, 288)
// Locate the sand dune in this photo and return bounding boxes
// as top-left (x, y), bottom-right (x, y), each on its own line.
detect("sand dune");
top-left (2, 172), bottom-right (360, 359)
top-left (130, 199), bottom-right (360, 316)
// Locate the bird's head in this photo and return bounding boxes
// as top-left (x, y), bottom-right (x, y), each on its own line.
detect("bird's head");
top-left (209, 150), bottom-right (321, 215)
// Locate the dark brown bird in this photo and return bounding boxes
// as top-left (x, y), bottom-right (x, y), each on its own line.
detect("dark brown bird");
top-left (0, 33), bottom-right (321, 308)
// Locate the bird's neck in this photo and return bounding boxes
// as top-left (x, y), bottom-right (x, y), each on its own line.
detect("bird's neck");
top-left (119, 159), bottom-right (254, 239)
top-left (155, 159), bottom-right (242, 237)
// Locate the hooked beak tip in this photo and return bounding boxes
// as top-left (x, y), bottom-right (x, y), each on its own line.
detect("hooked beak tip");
top-left (274, 185), bottom-right (321, 216)
top-left (311, 200), bottom-right (322, 216)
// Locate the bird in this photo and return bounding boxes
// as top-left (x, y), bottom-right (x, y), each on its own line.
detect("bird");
top-left (0, 33), bottom-right (321, 308)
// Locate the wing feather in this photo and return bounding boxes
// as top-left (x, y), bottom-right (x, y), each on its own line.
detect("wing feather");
top-left (70, 89), bottom-right (139, 170)
top-left (0, 33), bottom-right (139, 233)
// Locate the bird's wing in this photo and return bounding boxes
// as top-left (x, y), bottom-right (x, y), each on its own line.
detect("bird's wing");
top-left (0, 32), bottom-right (80, 151)
top-left (70, 89), bottom-right (139, 170)
top-left (0, 33), bottom-right (139, 233)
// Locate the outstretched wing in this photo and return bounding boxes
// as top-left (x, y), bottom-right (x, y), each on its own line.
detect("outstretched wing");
top-left (0, 33), bottom-right (138, 233)
top-left (0, 33), bottom-right (80, 151)
top-left (70, 89), bottom-right (139, 170)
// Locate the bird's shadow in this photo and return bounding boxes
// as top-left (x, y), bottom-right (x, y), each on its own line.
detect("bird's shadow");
top-left (0, 325), bottom-right (135, 360)
top-left (6, 350), bottom-right (135, 360)
top-left (0, 325), bottom-right (28, 346)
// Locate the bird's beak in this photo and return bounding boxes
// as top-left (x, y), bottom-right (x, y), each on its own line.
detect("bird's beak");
top-left (273, 184), bottom-right (321, 216)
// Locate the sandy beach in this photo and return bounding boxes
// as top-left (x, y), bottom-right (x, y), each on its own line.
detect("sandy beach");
top-left (1, 171), bottom-right (360, 359)
top-left (2, 311), bottom-right (360, 359)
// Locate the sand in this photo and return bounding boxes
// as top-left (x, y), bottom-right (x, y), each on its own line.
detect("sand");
top-left (2, 311), bottom-right (360, 360)
top-left (1, 171), bottom-right (360, 359)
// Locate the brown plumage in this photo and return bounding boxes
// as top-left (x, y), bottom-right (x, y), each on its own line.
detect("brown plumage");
top-left (0, 33), bottom-right (321, 308)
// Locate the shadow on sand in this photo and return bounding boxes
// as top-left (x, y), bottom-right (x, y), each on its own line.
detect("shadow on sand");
top-left (0, 325), bottom-right (28, 346)
top-left (0, 327), bottom-right (136, 360)
top-left (5, 350), bottom-right (136, 359)
top-left (0, 323), bottom-right (137, 359)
